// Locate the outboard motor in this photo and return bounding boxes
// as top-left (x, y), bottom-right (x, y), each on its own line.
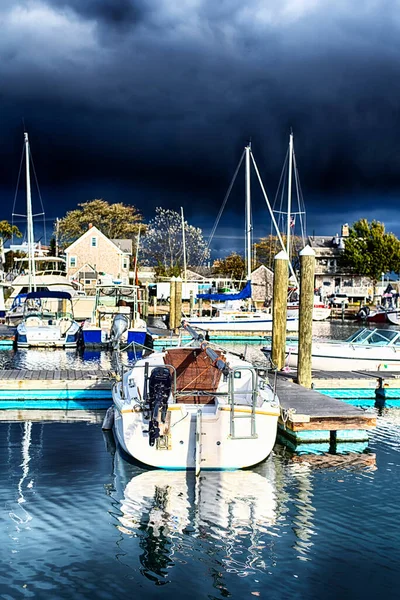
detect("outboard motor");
top-left (110, 313), bottom-right (129, 348)
top-left (357, 305), bottom-right (370, 320)
top-left (148, 367), bottom-right (172, 446)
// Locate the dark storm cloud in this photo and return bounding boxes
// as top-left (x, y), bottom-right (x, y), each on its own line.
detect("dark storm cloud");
top-left (1, 0), bottom-right (400, 245)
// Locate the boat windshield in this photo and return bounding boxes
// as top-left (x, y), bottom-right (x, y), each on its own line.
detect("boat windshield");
top-left (24, 297), bottom-right (74, 320)
top-left (346, 328), bottom-right (399, 345)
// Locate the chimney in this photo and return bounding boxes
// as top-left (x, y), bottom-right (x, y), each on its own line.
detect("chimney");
top-left (88, 223), bottom-right (93, 229)
top-left (341, 223), bottom-right (349, 237)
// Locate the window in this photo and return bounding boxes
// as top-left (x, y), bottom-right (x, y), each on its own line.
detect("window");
top-left (91, 237), bottom-right (97, 247)
top-left (123, 258), bottom-right (129, 270)
top-left (69, 256), bottom-right (76, 268)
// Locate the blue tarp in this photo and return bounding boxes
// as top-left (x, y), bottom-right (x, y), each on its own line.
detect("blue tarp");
top-left (196, 280), bottom-right (252, 301)
top-left (26, 291), bottom-right (72, 300)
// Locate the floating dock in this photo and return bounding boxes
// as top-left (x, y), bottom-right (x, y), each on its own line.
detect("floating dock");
top-left (0, 369), bottom-right (112, 414)
top-left (275, 374), bottom-right (377, 453)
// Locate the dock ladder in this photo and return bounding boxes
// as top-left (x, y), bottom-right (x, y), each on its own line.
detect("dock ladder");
top-left (228, 366), bottom-right (258, 440)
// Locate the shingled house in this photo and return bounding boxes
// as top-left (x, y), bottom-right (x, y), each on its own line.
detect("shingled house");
top-left (309, 224), bottom-right (374, 302)
top-left (64, 225), bottom-right (132, 290)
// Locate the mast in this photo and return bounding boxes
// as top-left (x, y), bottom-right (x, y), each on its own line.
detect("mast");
top-left (24, 132), bottom-right (36, 292)
top-left (181, 206), bottom-right (187, 284)
top-left (286, 131), bottom-right (293, 262)
top-left (245, 144), bottom-right (252, 281)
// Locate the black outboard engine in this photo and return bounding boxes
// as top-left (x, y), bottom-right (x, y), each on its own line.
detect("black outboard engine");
top-left (148, 367), bottom-right (172, 447)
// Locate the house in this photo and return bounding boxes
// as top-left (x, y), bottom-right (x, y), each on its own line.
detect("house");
top-left (64, 225), bottom-right (132, 290)
top-left (308, 224), bottom-right (374, 302)
top-left (251, 265), bottom-right (274, 306)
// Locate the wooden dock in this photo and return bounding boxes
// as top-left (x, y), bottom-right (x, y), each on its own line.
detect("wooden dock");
top-left (275, 374), bottom-right (376, 448)
top-left (0, 369), bottom-right (113, 415)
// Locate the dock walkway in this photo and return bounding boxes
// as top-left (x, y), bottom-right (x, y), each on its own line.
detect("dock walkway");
top-left (274, 374), bottom-right (376, 446)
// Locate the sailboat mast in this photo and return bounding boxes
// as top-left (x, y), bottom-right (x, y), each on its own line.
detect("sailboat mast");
top-left (24, 132), bottom-right (36, 292)
top-left (181, 206), bottom-right (187, 284)
top-left (245, 144), bottom-right (252, 281)
top-left (286, 131), bottom-right (293, 261)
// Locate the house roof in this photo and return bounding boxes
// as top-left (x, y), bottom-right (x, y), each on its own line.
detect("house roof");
top-left (64, 226), bottom-right (131, 255)
top-left (112, 239), bottom-right (133, 254)
top-left (308, 235), bottom-right (340, 249)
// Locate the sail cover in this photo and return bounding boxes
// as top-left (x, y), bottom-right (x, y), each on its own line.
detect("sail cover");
top-left (197, 280), bottom-right (251, 301)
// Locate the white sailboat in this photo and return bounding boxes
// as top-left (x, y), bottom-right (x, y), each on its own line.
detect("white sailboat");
top-left (15, 133), bottom-right (80, 348)
top-left (187, 143), bottom-right (298, 333)
top-left (111, 321), bottom-right (280, 470)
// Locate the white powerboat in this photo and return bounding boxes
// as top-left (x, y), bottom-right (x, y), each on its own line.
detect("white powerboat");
top-left (262, 327), bottom-right (400, 371)
top-left (16, 291), bottom-right (80, 348)
top-left (111, 323), bottom-right (280, 470)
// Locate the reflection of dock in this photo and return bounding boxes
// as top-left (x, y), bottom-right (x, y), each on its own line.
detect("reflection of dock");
top-left (0, 369), bottom-right (112, 414)
top-left (275, 375), bottom-right (376, 451)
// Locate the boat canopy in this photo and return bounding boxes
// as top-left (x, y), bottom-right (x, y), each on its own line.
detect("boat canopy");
top-left (197, 280), bottom-right (251, 301)
top-left (25, 291), bottom-right (72, 300)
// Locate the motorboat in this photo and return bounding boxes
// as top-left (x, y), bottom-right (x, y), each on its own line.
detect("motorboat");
top-left (16, 291), bottom-right (80, 348)
top-left (262, 327), bottom-right (400, 371)
top-left (287, 295), bottom-right (331, 322)
top-left (111, 322), bottom-right (280, 470)
top-left (81, 284), bottom-right (148, 347)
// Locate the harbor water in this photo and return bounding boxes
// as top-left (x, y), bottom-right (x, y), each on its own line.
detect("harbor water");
top-left (0, 321), bottom-right (399, 599)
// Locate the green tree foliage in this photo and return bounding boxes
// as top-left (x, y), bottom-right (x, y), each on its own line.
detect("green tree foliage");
top-left (57, 199), bottom-right (143, 248)
top-left (213, 253), bottom-right (246, 281)
top-left (254, 234), bottom-right (304, 269)
top-left (340, 219), bottom-right (400, 284)
top-left (0, 220), bottom-right (22, 242)
top-left (142, 207), bottom-right (210, 277)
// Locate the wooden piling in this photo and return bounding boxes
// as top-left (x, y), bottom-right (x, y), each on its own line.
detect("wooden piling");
top-left (271, 250), bottom-right (289, 370)
top-left (143, 285), bottom-right (149, 319)
top-left (169, 277), bottom-right (176, 330)
top-left (198, 297), bottom-right (203, 317)
top-left (175, 277), bottom-right (183, 333)
top-left (153, 296), bottom-right (157, 317)
top-left (297, 245), bottom-right (315, 388)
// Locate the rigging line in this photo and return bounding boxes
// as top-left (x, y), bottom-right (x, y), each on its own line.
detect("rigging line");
top-left (29, 152), bottom-right (47, 245)
top-left (270, 147), bottom-right (289, 251)
top-left (250, 151), bottom-right (298, 286)
top-left (198, 149), bottom-right (245, 266)
top-left (11, 144), bottom-right (25, 244)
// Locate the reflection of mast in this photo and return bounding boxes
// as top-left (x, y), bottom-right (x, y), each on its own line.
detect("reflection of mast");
top-left (9, 421), bottom-right (33, 529)
top-left (290, 463), bottom-right (316, 559)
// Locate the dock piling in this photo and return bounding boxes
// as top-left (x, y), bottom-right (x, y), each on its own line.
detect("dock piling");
top-left (271, 250), bottom-right (289, 370)
top-left (190, 290), bottom-right (194, 315)
top-left (297, 245), bottom-right (315, 388)
top-left (175, 277), bottom-right (183, 333)
top-left (169, 277), bottom-right (176, 330)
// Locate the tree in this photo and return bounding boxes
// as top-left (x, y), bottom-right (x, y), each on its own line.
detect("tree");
top-left (48, 237), bottom-right (57, 257)
top-left (0, 220), bottom-right (22, 272)
top-left (57, 199), bottom-right (143, 248)
top-left (254, 234), bottom-right (304, 269)
top-left (339, 219), bottom-right (400, 285)
top-left (141, 207), bottom-right (210, 277)
top-left (213, 253), bottom-right (246, 281)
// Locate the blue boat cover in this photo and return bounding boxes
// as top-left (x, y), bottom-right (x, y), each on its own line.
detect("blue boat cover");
top-left (26, 291), bottom-right (72, 300)
top-left (197, 280), bottom-right (251, 301)
top-left (11, 293), bottom-right (28, 308)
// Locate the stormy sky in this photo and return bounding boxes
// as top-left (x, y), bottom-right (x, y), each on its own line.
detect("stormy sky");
top-left (1, 0), bottom-right (400, 256)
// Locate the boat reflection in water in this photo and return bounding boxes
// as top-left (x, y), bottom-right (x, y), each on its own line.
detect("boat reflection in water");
top-left (112, 451), bottom-right (278, 583)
